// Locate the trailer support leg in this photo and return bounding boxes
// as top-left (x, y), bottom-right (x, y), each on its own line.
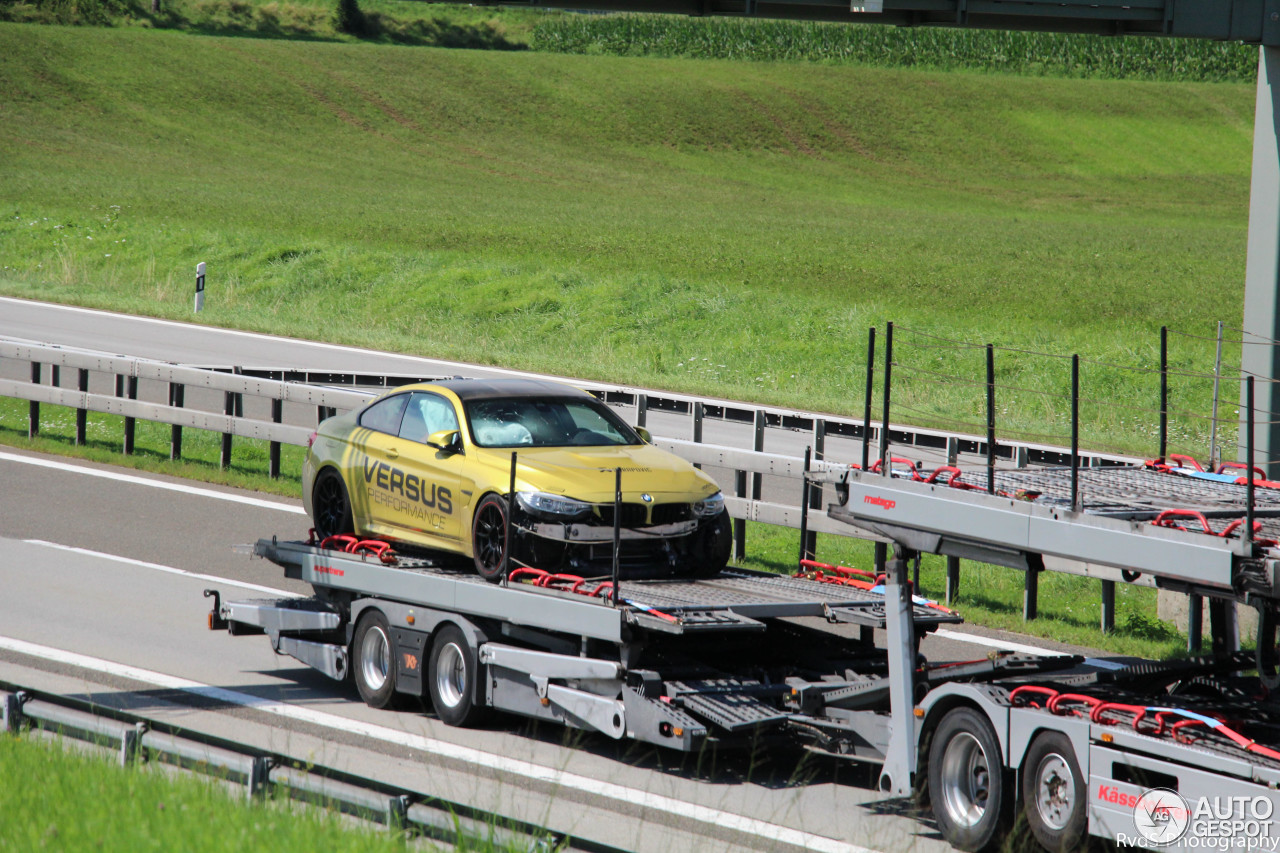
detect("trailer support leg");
top-left (879, 545), bottom-right (917, 797)
top-left (1209, 599), bottom-right (1241, 656)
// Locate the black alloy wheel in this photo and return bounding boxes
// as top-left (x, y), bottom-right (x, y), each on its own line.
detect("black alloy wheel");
top-left (471, 494), bottom-right (509, 582)
top-left (313, 469), bottom-right (354, 539)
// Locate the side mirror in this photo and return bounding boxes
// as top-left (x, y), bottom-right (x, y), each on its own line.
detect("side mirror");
top-left (427, 429), bottom-right (462, 454)
top-left (634, 426), bottom-right (653, 444)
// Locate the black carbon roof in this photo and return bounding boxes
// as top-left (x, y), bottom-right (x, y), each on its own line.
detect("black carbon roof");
top-left (433, 377), bottom-right (591, 401)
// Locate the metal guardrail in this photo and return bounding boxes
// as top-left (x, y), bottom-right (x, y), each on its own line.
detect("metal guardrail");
top-left (0, 682), bottom-right (608, 852)
top-left (0, 337), bottom-right (1148, 629)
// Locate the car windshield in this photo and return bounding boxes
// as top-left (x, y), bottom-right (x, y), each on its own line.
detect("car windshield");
top-left (465, 397), bottom-right (640, 448)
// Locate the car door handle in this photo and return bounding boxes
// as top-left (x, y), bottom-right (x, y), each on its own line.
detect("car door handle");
top-left (386, 447), bottom-right (399, 459)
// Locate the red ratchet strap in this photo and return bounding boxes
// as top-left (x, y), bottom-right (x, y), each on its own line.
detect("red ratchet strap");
top-left (318, 534), bottom-right (398, 565)
top-left (1168, 453), bottom-right (1205, 471)
top-left (870, 457), bottom-right (924, 480)
top-left (1217, 462), bottom-right (1267, 479)
top-left (799, 559), bottom-right (876, 579)
top-left (509, 568), bottom-right (617, 599)
top-left (923, 465), bottom-right (983, 490)
top-left (1152, 511), bottom-right (1277, 547)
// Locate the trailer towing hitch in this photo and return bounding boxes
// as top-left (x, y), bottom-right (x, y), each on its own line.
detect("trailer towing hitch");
top-left (203, 589), bottom-right (228, 631)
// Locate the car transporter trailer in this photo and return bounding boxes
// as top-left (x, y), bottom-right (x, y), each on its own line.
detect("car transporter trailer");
top-left (208, 458), bottom-right (1280, 852)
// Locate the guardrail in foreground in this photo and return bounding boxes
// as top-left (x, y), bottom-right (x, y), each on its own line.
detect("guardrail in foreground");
top-left (1, 682), bottom-right (607, 852)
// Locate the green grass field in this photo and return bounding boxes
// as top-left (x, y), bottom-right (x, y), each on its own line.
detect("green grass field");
top-left (0, 23), bottom-right (1254, 460)
top-left (0, 735), bottom-right (424, 853)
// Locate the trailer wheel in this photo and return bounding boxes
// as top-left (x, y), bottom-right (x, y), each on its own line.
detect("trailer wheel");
top-left (428, 625), bottom-right (487, 727)
top-left (929, 707), bottom-right (1010, 852)
top-left (471, 494), bottom-right (509, 582)
top-left (1021, 731), bottom-right (1086, 853)
top-left (313, 469), bottom-right (354, 540)
top-left (353, 610), bottom-right (397, 709)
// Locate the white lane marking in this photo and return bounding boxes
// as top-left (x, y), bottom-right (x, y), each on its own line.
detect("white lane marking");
top-left (933, 628), bottom-right (1061, 657)
top-left (20, 540), bottom-right (301, 598)
top-left (0, 636), bottom-right (879, 853)
top-left (0, 296), bottom-right (547, 377)
top-left (0, 450), bottom-right (305, 514)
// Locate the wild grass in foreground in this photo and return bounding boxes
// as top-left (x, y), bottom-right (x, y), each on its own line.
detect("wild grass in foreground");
top-left (0, 734), bottom-right (424, 853)
top-left (0, 398), bottom-right (1186, 657)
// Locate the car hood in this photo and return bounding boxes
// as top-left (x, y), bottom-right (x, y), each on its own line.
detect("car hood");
top-left (478, 443), bottom-right (721, 503)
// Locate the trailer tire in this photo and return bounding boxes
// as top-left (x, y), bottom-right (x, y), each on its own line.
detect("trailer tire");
top-left (471, 494), bottom-right (510, 582)
top-left (689, 511), bottom-right (731, 578)
top-left (353, 610), bottom-right (397, 709)
top-left (929, 707), bottom-right (1010, 853)
top-left (313, 468), bottom-right (354, 540)
top-left (1021, 731), bottom-right (1086, 853)
top-left (428, 624), bottom-right (487, 727)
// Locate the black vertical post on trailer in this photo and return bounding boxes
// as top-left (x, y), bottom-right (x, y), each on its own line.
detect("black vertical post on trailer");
top-left (1248, 376), bottom-right (1257, 549)
top-left (985, 343), bottom-right (996, 495)
top-left (1160, 325), bottom-right (1169, 461)
top-left (28, 362), bottom-right (40, 438)
top-left (862, 327), bottom-right (876, 471)
top-left (875, 323), bottom-right (894, 578)
top-left (806, 420), bottom-right (824, 559)
top-left (798, 446), bottom-right (813, 567)
top-left (169, 382), bottom-right (184, 461)
top-left (692, 401), bottom-right (704, 470)
top-left (612, 467), bottom-right (622, 606)
top-left (75, 368), bottom-right (89, 446)
top-left (1071, 355), bottom-right (1080, 511)
top-left (502, 452), bottom-right (517, 587)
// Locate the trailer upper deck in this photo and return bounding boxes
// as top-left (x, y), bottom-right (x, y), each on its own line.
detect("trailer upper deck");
top-left (827, 464), bottom-right (1280, 601)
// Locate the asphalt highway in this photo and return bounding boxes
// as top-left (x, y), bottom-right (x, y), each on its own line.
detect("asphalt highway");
top-left (0, 446), bottom-right (1101, 852)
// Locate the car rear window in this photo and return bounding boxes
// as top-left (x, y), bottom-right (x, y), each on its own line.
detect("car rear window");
top-left (359, 394), bottom-right (409, 435)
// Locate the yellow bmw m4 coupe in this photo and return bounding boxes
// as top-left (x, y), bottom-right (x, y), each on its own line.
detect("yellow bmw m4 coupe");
top-left (302, 378), bottom-right (732, 580)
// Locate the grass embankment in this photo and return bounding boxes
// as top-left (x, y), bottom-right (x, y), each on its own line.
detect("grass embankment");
top-left (0, 25), bottom-right (1253, 459)
top-left (0, 735), bottom-right (429, 852)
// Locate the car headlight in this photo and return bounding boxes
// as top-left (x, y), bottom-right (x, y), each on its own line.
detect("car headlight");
top-left (693, 492), bottom-right (725, 517)
top-left (516, 491), bottom-right (592, 520)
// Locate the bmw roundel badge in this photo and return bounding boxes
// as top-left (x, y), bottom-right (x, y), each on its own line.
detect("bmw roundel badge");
top-left (641, 494), bottom-right (653, 502)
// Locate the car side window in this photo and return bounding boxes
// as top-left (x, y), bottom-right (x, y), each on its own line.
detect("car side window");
top-left (359, 394), bottom-right (409, 436)
top-left (400, 392), bottom-right (460, 444)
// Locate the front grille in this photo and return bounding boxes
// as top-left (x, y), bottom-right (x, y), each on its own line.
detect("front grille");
top-left (592, 502), bottom-right (694, 527)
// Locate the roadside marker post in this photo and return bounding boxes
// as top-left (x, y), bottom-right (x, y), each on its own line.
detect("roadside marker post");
top-left (194, 262), bottom-right (206, 313)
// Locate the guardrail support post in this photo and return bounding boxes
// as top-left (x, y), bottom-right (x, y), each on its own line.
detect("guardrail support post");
top-left (169, 383), bottom-right (184, 461)
top-left (799, 446), bottom-right (813, 566)
top-left (1100, 580), bottom-right (1115, 634)
top-left (751, 409), bottom-right (765, 502)
top-left (2, 691), bottom-right (27, 733)
top-left (387, 794), bottom-right (411, 830)
top-left (636, 393), bottom-right (647, 428)
top-left (221, 391), bottom-right (235, 469)
top-left (28, 362), bottom-right (40, 438)
top-left (120, 722), bottom-right (146, 767)
top-left (247, 756), bottom-right (273, 798)
top-left (1024, 556), bottom-right (1041, 621)
top-left (51, 364), bottom-right (60, 388)
top-left (75, 368), bottom-right (89, 446)
top-left (270, 398), bottom-right (283, 478)
top-left (1188, 595), bottom-right (1204, 652)
top-left (124, 376), bottom-right (137, 455)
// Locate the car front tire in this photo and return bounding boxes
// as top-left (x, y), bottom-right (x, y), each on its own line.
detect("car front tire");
top-left (689, 510), bottom-right (731, 578)
top-left (471, 494), bottom-right (510, 582)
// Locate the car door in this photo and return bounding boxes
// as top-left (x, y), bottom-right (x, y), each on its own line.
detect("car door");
top-left (347, 392), bottom-right (410, 539)
top-left (391, 391), bottom-right (470, 545)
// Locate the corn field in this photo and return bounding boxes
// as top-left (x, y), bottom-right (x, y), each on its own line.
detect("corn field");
top-left (530, 14), bottom-right (1257, 83)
